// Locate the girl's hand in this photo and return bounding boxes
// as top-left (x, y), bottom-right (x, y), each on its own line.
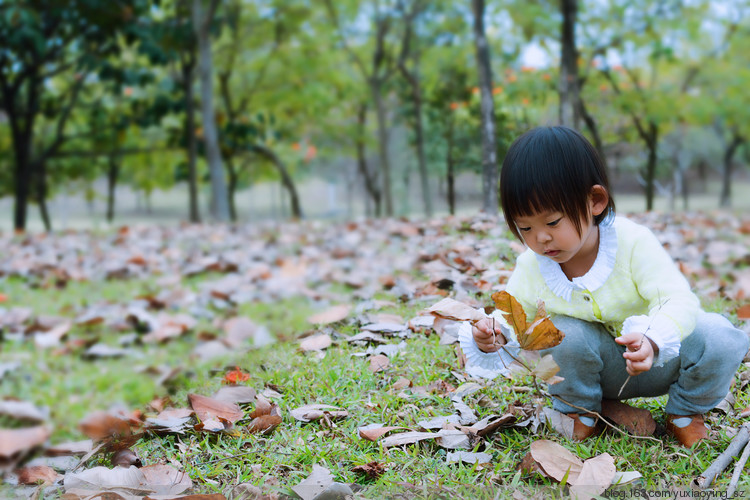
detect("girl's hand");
top-left (615, 333), bottom-right (658, 376)
top-left (472, 317), bottom-right (506, 353)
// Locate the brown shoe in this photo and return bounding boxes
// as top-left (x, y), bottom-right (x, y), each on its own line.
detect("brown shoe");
top-left (666, 414), bottom-right (708, 447)
top-left (566, 413), bottom-right (602, 441)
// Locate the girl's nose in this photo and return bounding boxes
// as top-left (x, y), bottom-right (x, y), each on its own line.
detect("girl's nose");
top-left (537, 231), bottom-right (552, 243)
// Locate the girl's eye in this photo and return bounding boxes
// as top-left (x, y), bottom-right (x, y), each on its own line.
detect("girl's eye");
top-left (518, 226), bottom-right (531, 232)
top-left (547, 218), bottom-right (562, 227)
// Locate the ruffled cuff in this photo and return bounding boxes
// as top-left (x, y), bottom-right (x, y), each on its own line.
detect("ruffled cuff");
top-left (458, 320), bottom-right (522, 379)
top-left (621, 314), bottom-right (681, 366)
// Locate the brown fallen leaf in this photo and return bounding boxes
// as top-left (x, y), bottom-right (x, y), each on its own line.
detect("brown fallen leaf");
top-left (45, 439), bottom-right (93, 457)
top-left (307, 305), bottom-right (350, 325)
top-left (391, 377), bottom-right (412, 391)
top-left (368, 354), bottom-right (390, 373)
top-left (601, 399), bottom-right (656, 436)
top-left (290, 405), bottom-right (349, 423)
top-left (300, 333), bottom-right (332, 352)
top-left (188, 394), bottom-right (243, 425)
top-left (79, 411), bottom-right (132, 441)
top-left (351, 461), bottom-right (386, 480)
top-left (569, 453), bottom-right (616, 500)
top-left (292, 464), bottom-right (353, 500)
top-left (426, 298), bottom-right (486, 324)
top-left (111, 448), bottom-right (141, 468)
top-left (15, 465), bottom-right (61, 485)
top-left (492, 292), bottom-right (565, 350)
top-left (358, 424), bottom-right (407, 441)
top-left (528, 439), bottom-right (584, 484)
top-left (64, 464), bottom-right (192, 496)
top-left (737, 304), bottom-right (750, 321)
top-left (246, 414), bottom-right (282, 435)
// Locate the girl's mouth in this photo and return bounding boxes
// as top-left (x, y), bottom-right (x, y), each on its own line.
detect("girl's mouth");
top-left (545, 250), bottom-right (560, 257)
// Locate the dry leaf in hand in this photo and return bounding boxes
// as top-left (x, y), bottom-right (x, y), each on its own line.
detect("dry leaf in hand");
top-left (492, 291), bottom-right (564, 350)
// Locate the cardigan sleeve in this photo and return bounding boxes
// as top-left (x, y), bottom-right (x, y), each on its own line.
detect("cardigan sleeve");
top-left (623, 223), bottom-right (700, 365)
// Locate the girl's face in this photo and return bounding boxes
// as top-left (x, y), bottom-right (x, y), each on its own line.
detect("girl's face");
top-left (514, 211), bottom-right (598, 267)
top-left (512, 185), bottom-right (609, 277)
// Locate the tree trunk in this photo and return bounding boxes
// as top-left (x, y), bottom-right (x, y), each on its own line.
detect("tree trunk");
top-left (446, 113), bottom-right (456, 216)
top-left (13, 135), bottom-right (33, 233)
top-left (226, 157), bottom-right (238, 222)
top-left (579, 98), bottom-right (608, 172)
top-left (254, 144), bottom-right (302, 218)
top-left (371, 81), bottom-right (393, 216)
top-left (408, 72), bottom-right (431, 217)
top-left (192, 0), bottom-right (230, 222)
top-left (559, 0), bottom-right (580, 129)
top-left (720, 133), bottom-right (744, 208)
top-left (182, 54), bottom-right (201, 223)
top-left (34, 160), bottom-right (51, 232)
top-left (356, 103), bottom-right (381, 216)
top-left (644, 124), bottom-right (659, 211)
top-left (106, 153), bottom-right (120, 223)
top-left (471, 0), bottom-right (499, 216)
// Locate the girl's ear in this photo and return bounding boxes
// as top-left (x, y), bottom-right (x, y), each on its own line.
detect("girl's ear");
top-left (589, 185), bottom-right (609, 217)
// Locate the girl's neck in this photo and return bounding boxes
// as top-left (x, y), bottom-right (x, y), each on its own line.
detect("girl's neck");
top-left (560, 225), bottom-right (600, 280)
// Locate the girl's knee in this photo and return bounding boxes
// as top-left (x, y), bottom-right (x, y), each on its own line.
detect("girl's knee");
top-left (685, 313), bottom-right (749, 363)
top-left (547, 316), bottom-right (606, 359)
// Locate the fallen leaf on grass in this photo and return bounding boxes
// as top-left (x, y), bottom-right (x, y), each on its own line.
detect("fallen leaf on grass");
top-left (307, 305), bottom-right (350, 325)
top-left (358, 423), bottom-right (406, 441)
top-left (15, 464), bottom-right (61, 485)
top-left (542, 408), bottom-right (575, 440)
top-left (568, 453), bottom-right (616, 500)
top-left (300, 333), bottom-right (332, 352)
top-left (527, 439), bottom-right (583, 483)
top-left (426, 298), bottom-right (486, 323)
top-left (601, 399), bottom-right (656, 436)
top-left (492, 292), bottom-right (564, 350)
top-left (292, 464), bottom-right (353, 500)
top-left (110, 448), bottom-right (141, 468)
top-left (351, 461), bottom-right (386, 480)
top-left (520, 439), bottom-right (617, 499)
top-left (368, 354), bottom-right (390, 373)
top-left (45, 440), bottom-right (93, 457)
top-left (380, 429), bottom-right (470, 449)
top-left (34, 321), bottom-right (72, 349)
top-left (446, 451), bottom-right (492, 464)
top-left (222, 366), bottom-right (250, 385)
top-left (290, 404), bottom-right (348, 423)
top-left (466, 413), bottom-right (517, 437)
top-left (0, 399), bottom-right (49, 423)
top-left (391, 377), bottom-right (412, 391)
top-left (246, 395), bottom-right (282, 435)
top-left (188, 394), bottom-right (243, 425)
top-left (79, 411), bottom-right (132, 441)
top-left (212, 385), bottom-right (257, 404)
top-left (64, 464), bottom-right (191, 496)
top-left (737, 304), bottom-right (750, 320)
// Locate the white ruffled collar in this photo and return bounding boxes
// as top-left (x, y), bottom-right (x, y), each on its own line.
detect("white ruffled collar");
top-left (534, 218), bottom-right (618, 302)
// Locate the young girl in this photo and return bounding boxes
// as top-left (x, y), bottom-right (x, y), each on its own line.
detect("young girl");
top-left (460, 126), bottom-right (749, 447)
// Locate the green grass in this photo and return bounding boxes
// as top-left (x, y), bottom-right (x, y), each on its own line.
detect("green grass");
top-left (1, 217), bottom-right (749, 499)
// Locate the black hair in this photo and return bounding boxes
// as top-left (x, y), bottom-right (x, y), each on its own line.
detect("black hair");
top-left (500, 126), bottom-right (615, 241)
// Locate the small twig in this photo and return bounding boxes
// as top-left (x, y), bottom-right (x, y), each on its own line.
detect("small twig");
top-left (695, 423), bottom-right (750, 489)
top-left (727, 434), bottom-right (750, 498)
top-left (551, 394), bottom-right (663, 443)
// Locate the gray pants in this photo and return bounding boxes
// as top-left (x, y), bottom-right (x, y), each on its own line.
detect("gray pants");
top-left (543, 313), bottom-right (750, 416)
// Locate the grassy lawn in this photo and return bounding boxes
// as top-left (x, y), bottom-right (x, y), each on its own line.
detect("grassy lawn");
top-left (1, 212), bottom-right (749, 499)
